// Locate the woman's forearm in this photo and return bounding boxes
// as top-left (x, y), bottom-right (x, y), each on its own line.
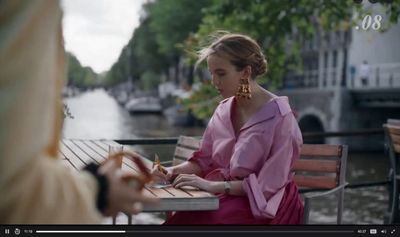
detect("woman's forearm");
top-left (169, 161), bottom-right (203, 177)
top-left (208, 180), bottom-right (246, 196)
top-left (168, 162), bottom-right (246, 196)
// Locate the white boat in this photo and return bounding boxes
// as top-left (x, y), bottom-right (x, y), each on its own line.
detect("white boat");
top-left (125, 97), bottom-right (162, 114)
top-left (115, 91), bottom-right (129, 105)
top-left (163, 105), bottom-right (190, 126)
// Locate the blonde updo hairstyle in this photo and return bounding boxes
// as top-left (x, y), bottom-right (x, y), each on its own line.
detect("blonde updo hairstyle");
top-left (197, 32), bottom-right (268, 79)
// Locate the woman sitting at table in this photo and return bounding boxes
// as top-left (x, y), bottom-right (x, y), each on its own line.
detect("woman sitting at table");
top-left (152, 32), bottom-right (304, 224)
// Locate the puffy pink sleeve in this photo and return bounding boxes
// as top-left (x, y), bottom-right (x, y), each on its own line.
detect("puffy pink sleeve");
top-left (188, 117), bottom-right (216, 176)
top-left (242, 114), bottom-right (302, 219)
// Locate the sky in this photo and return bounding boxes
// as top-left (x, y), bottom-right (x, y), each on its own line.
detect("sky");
top-left (61, 0), bottom-right (147, 74)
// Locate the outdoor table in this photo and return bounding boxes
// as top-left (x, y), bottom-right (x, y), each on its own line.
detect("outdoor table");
top-left (59, 139), bottom-right (219, 215)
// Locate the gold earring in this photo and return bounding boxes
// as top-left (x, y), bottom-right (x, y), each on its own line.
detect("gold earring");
top-left (236, 78), bottom-right (252, 99)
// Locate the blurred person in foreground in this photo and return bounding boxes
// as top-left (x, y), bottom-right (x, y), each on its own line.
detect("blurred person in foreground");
top-left (152, 32), bottom-right (304, 224)
top-left (0, 0), bottom-right (156, 224)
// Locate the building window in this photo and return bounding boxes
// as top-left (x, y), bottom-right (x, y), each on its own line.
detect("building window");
top-left (324, 32), bottom-right (330, 45)
top-left (332, 50), bottom-right (337, 86)
top-left (332, 50), bottom-right (337, 68)
top-left (313, 58), bottom-right (319, 87)
top-left (323, 52), bottom-right (328, 87)
top-left (324, 52), bottom-right (328, 68)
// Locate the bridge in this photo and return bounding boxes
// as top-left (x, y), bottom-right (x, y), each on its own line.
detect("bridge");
top-left (277, 58), bottom-right (400, 151)
top-left (351, 88), bottom-right (400, 108)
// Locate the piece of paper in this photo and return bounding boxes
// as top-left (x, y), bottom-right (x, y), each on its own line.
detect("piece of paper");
top-left (146, 183), bottom-right (172, 189)
top-left (180, 185), bottom-right (199, 191)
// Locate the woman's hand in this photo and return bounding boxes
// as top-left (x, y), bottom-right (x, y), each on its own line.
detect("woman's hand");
top-left (98, 158), bottom-right (158, 217)
top-left (172, 173), bottom-right (212, 192)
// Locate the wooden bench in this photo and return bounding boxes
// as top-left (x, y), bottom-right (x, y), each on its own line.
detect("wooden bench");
top-left (383, 118), bottom-right (400, 223)
top-left (167, 136), bottom-right (348, 224)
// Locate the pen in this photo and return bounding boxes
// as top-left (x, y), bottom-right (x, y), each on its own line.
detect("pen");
top-left (154, 154), bottom-right (168, 175)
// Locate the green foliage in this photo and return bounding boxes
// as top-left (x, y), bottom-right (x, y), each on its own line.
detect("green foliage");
top-left (66, 52), bottom-right (97, 88)
top-left (104, 0), bottom-right (212, 91)
top-left (103, 46), bottom-right (132, 87)
top-left (140, 70), bottom-right (160, 91)
top-left (185, 0), bottom-right (359, 89)
top-left (180, 81), bottom-right (221, 120)
top-left (102, 0), bottom-right (400, 120)
top-left (147, 0), bottom-right (212, 61)
top-left (181, 0), bottom-right (400, 119)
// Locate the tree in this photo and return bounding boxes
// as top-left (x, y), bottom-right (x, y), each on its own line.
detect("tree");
top-left (104, 0), bottom-right (212, 91)
top-left (147, 0), bottom-right (212, 83)
top-left (180, 0), bottom-right (400, 120)
top-left (66, 52), bottom-right (97, 88)
top-left (131, 15), bottom-right (168, 77)
top-left (186, 0), bottom-right (400, 87)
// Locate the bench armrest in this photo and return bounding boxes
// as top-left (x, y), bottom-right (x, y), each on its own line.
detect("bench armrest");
top-left (303, 182), bottom-right (348, 224)
top-left (304, 182), bottom-right (348, 200)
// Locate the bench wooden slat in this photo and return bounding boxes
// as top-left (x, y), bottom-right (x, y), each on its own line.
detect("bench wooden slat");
top-left (172, 156), bottom-right (188, 165)
top-left (173, 146), bottom-right (196, 161)
top-left (395, 144), bottom-right (400, 153)
top-left (294, 175), bottom-right (337, 189)
top-left (293, 159), bottom-right (338, 173)
top-left (387, 125), bottom-right (400, 135)
top-left (390, 134), bottom-right (400, 145)
top-left (385, 124), bottom-right (400, 154)
top-left (300, 144), bottom-right (341, 157)
top-left (177, 136), bottom-right (201, 149)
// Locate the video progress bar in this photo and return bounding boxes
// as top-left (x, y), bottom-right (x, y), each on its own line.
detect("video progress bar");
top-left (35, 230), bottom-right (356, 234)
top-left (36, 230), bottom-right (125, 233)
top-left (36, 230), bottom-right (353, 234)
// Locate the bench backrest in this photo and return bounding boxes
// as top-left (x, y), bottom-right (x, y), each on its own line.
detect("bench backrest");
top-left (388, 119), bottom-right (400, 127)
top-left (294, 143), bottom-right (348, 225)
top-left (172, 136), bottom-right (202, 166)
top-left (384, 119), bottom-right (400, 154)
top-left (294, 144), bottom-right (347, 190)
top-left (383, 119), bottom-right (400, 224)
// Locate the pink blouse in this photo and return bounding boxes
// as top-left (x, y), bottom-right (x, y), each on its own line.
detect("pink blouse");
top-left (189, 96), bottom-right (303, 220)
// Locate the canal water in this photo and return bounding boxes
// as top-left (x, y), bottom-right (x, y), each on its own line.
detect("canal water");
top-left (63, 89), bottom-right (390, 224)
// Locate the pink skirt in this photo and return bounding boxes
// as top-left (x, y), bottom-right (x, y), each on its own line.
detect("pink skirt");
top-left (164, 180), bottom-right (304, 225)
